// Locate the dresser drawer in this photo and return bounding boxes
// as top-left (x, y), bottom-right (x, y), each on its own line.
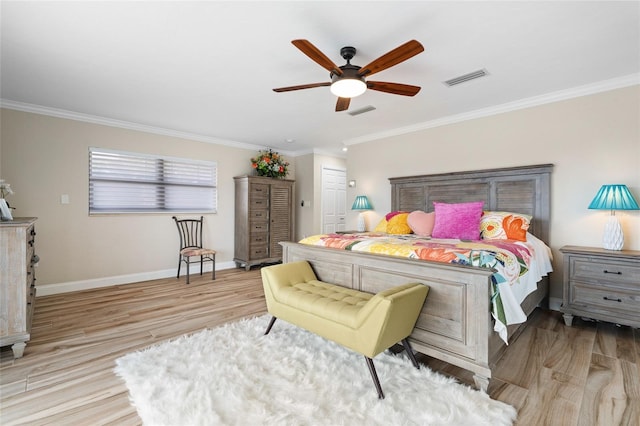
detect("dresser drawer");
top-left (249, 209), bottom-right (269, 221)
top-left (250, 198), bottom-right (269, 211)
top-left (572, 258), bottom-right (639, 287)
top-left (250, 233), bottom-right (268, 245)
top-left (249, 244), bottom-right (269, 259)
top-left (570, 281), bottom-right (639, 315)
top-left (250, 184), bottom-right (269, 197)
top-left (250, 184), bottom-right (269, 204)
top-left (250, 222), bottom-right (269, 233)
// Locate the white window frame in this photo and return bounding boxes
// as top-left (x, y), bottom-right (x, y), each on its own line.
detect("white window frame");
top-left (89, 147), bottom-right (217, 214)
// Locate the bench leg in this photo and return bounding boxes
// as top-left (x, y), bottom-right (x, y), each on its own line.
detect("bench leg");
top-left (402, 338), bottom-right (420, 369)
top-left (364, 357), bottom-right (385, 399)
top-left (264, 316), bottom-right (277, 335)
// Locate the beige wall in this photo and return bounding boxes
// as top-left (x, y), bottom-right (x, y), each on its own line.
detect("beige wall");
top-left (0, 108), bottom-right (295, 291)
top-left (346, 85), bottom-right (640, 300)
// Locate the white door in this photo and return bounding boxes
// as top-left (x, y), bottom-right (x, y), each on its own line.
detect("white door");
top-left (321, 167), bottom-right (347, 233)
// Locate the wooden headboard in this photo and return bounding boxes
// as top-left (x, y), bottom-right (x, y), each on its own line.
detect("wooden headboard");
top-left (389, 164), bottom-right (553, 243)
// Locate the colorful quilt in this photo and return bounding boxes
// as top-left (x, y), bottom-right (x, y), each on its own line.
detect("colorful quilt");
top-left (299, 232), bottom-right (553, 343)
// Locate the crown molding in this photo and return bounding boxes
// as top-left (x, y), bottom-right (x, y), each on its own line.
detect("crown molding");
top-left (3, 73), bottom-right (638, 155)
top-left (0, 99), bottom-right (268, 152)
top-left (343, 73), bottom-right (640, 146)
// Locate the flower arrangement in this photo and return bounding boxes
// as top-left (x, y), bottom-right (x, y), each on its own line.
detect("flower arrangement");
top-left (251, 149), bottom-right (289, 178)
top-left (0, 179), bottom-right (14, 199)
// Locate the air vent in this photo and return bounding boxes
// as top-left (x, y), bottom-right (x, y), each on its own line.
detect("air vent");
top-left (444, 69), bottom-right (489, 87)
top-left (348, 105), bottom-right (376, 116)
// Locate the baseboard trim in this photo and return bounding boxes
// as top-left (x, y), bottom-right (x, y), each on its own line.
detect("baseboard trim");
top-left (36, 261), bottom-right (238, 296)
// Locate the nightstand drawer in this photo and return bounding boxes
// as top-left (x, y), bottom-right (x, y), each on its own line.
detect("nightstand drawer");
top-left (570, 282), bottom-right (639, 314)
top-left (572, 258), bottom-right (639, 286)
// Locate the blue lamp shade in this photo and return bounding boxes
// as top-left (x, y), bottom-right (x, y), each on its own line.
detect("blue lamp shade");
top-left (351, 195), bottom-right (372, 211)
top-left (588, 184), bottom-right (640, 211)
top-left (588, 184), bottom-right (639, 251)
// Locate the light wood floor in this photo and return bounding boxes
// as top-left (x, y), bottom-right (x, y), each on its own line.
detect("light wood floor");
top-left (1, 268), bottom-right (638, 425)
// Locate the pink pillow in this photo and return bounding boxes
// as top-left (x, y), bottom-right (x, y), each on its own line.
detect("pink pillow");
top-left (431, 201), bottom-right (484, 240)
top-left (407, 211), bottom-right (435, 236)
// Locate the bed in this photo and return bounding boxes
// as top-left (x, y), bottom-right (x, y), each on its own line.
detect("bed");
top-left (281, 164), bottom-right (553, 391)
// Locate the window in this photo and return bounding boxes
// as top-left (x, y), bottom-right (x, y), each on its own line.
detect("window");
top-left (89, 148), bottom-right (217, 214)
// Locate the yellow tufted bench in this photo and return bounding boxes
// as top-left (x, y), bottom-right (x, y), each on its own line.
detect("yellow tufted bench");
top-left (261, 260), bottom-right (429, 399)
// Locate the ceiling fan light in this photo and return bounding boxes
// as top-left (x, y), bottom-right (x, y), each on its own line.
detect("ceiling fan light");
top-left (330, 78), bottom-right (367, 98)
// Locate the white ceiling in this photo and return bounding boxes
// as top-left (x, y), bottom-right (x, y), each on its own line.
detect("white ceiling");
top-left (2, 1), bottom-right (639, 157)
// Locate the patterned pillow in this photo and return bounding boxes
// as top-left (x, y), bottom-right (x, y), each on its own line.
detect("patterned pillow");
top-left (407, 211), bottom-right (435, 236)
top-left (480, 211), bottom-right (532, 241)
top-left (431, 201), bottom-right (484, 240)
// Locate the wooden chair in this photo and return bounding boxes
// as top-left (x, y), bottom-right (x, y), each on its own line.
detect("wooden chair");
top-left (172, 216), bottom-right (216, 284)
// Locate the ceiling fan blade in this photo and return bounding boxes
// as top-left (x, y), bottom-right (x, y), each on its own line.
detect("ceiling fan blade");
top-left (357, 40), bottom-right (424, 78)
top-left (273, 82), bottom-right (331, 92)
top-left (292, 39), bottom-right (343, 76)
top-left (335, 97), bottom-right (350, 112)
top-left (367, 81), bottom-right (421, 96)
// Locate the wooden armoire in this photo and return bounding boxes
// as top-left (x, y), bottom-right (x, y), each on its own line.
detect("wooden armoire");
top-left (234, 176), bottom-right (295, 270)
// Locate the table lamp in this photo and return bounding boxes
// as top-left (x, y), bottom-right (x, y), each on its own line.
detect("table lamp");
top-left (588, 184), bottom-right (639, 250)
top-left (352, 195), bottom-right (372, 232)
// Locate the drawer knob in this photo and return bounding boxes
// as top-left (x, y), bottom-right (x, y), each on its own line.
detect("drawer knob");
top-left (603, 270), bottom-right (622, 275)
top-left (603, 296), bottom-right (622, 303)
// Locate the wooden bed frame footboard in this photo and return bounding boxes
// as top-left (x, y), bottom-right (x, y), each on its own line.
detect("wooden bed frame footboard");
top-left (282, 164), bottom-right (553, 390)
top-left (282, 241), bottom-right (547, 390)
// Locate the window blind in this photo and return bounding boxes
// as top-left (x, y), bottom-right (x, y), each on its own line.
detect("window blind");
top-left (89, 148), bottom-right (217, 214)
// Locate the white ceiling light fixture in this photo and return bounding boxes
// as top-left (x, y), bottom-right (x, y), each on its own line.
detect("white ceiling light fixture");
top-left (330, 70), bottom-right (367, 98)
top-left (329, 47), bottom-right (367, 98)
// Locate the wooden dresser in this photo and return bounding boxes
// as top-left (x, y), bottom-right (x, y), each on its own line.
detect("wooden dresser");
top-left (0, 217), bottom-right (38, 358)
top-left (234, 176), bottom-right (295, 271)
top-left (560, 245), bottom-right (640, 328)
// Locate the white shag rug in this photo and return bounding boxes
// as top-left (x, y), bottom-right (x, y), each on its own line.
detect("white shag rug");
top-left (114, 315), bottom-right (516, 426)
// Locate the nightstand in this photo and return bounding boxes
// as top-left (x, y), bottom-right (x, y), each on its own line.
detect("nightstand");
top-left (560, 245), bottom-right (640, 328)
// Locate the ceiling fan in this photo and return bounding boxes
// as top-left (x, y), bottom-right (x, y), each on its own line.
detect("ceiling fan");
top-left (273, 39), bottom-right (424, 112)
